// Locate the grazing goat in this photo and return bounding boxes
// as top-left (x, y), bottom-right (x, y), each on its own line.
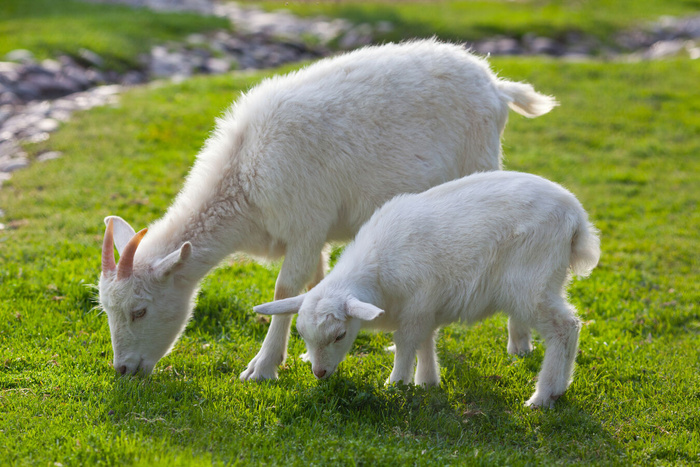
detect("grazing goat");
top-left (98, 39), bottom-right (556, 379)
top-left (255, 171), bottom-right (600, 408)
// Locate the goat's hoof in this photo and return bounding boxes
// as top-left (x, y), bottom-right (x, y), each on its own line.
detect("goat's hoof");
top-left (507, 340), bottom-right (533, 356)
top-left (239, 367), bottom-right (279, 382)
top-left (524, 392), bottom-right (560, 409)
top-left (239, 356), bottom-right (280, 382)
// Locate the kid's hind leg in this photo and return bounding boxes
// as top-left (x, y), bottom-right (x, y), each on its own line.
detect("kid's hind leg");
top-left (525, 296), bottom-right (581, 409)
top-left (415, 330), bottom-right (440, 387)
top-left (387, 331), bottom-right (418, 386)
top-left (507, 317), bottom-right (533, 356)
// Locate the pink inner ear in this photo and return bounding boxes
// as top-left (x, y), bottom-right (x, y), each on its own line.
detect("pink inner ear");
top-left (117, 228), bottom-right (148, 280)
top-left (102, 219), bottom-right (116, 274)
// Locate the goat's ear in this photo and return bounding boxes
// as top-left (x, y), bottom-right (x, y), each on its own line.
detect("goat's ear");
top-left (254, 294), bottom-right (306, 316)
top-left (346, 297), bottom-right (384, 321)
top-left (154, 242), bottom-right (192, 279)
top-left (105, 216), bottom-right (136, 255)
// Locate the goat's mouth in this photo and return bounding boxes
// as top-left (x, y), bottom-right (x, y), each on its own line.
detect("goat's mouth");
top-left (113, 357), bottom-right (153, 377)
top-left (313, 365), bottom-right (337, 380)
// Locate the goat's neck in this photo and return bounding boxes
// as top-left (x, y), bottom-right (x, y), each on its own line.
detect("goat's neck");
top-left (140, 191), bottom-right (254, 284)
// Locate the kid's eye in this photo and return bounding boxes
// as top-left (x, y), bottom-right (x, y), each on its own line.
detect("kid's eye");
top-left (335, 332), bottom-right (346, 342)
top-left (131, 308), bottom-right (147, 321)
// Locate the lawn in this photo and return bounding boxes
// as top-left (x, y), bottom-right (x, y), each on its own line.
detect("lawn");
top-left (1, 1), bottom-right (699, 465)
top-left (0, 0), bottom-right (229, 71)
top-left (255, 0), bottom-right (700, 46)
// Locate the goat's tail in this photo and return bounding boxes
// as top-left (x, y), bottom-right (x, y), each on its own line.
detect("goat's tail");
top-left (496, 80), bottom-right (558, 118)
top-left (570, 217), bottom-right (601, 277)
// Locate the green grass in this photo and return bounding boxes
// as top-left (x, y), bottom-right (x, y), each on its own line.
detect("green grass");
top-left (1, 0), bottom-right (699, 464)
top-left (1, 56), bottom-right (698, 464)
top-left (256, 0), bottom-right (700, 46)
top-left (0, 0), bottom-right (229, 71)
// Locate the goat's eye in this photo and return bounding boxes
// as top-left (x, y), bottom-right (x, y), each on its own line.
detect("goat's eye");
top-left (131, 308), bottom-right (147, 321)
top-left (335, 332), bottom-right (346, 342)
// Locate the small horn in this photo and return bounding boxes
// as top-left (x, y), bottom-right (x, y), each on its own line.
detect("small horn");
top-left (102, 218), bottom-right (117, 275)
top-left (117, 228), bottom-right (148, 280)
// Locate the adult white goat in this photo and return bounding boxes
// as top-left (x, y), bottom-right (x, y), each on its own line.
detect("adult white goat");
top-left (255, 171), bottom-right (600, 408)
top-left (98, 39), bottom-right (556, 379)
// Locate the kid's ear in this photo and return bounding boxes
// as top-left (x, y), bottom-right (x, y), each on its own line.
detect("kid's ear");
top-left (345, 297), bottom-right (384, 321)
top-left (254, 294), bottom-right (307, 316)
top-left (154, 242), bottom-right (192, 279)
top-left (104, 216), bottom-right (136, 255)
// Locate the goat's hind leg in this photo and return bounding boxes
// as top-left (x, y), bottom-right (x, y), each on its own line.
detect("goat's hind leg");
top-left (415, 329), bottom-right (440, 386)
top-left (507, 317), bottom-right (533, 356)
top-left (525, 296), bottom-right (581, 408)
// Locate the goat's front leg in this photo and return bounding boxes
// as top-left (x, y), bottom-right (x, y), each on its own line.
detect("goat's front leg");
top-left (240, 245), bottom-right (324, 381)
top-left (299, 251), bottom-right (328, 363)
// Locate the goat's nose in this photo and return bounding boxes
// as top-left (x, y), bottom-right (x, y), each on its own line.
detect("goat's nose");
top-left (117, 365), bottom-right (127, 375)
top-left (313, 368), bottom-right (326, 379)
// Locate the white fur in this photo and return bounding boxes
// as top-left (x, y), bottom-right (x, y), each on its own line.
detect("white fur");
top-left (98, 39), bottom-right (556, 378)
top-left (256, 171), bottom-right (600, 408)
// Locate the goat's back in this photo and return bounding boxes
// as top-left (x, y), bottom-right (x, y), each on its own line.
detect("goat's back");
top-left (203, 40), bottom-right (512, 244)
top-left (343, 171), bottom-right (598, 321)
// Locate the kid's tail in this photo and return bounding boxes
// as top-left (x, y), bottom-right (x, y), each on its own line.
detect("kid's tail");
top-left (496, 80), bottom-right (558, 118)
top-left (570, 218), bottom-right (601, 277)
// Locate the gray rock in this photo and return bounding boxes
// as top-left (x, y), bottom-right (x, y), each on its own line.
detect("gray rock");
top-left (79, 48), bottom-right (105, 68)
top-left (37, 118), bottom-right (60, 132)
top-left (84, 68), bottom-right (107, 84)
top-left (0, 92), bottom-right (20, 106)
top-left (496, 37), bottom-right (522, 55)
top-left (186, 33), bottom-right (207, 45)
top-left (205, 57), bottom-right (231, 74)
top-left (0, 61), bottom-right (21, 81)
top-left (643, 39), bottom-right (690, 59)
top-left (0, 156), bottom-right (29, 173)
top-left (26, 132), bottom-right (50, 143)
top-left (63, 65), bottom-right (94, 89)
top-left (36, 151), bottom-right (63, 162)
top-left (41, 59), bottom-right (63, 74)
top-left (5, 49), bottom-right (35, 63)
top-left (0, 172), bottom-right (12, 188)
top-left (49, 109), bottom-right (72, 122)
top-left (0, 105), bottom-right (12, 125)
top-left (528, 36), bottom-right (562, 55)
top-left (0, 141), bottom-right (21, 159)
top-left (121, 70), bottom-right (146, 85)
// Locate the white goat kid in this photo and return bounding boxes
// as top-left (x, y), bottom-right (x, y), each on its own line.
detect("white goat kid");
top-left (98, 39), bottom-right (557, 379)
top-left (255, 171), bottom-right (600, 408)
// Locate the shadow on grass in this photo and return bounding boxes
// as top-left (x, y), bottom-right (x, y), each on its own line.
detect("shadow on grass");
top-left (101, 354), bottom-right (625, 463)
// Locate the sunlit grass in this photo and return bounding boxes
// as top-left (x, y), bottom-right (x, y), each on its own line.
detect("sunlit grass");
top-left (1, 56), bottom-right (698, 464)
top-left (254, 0), bottom-right (700, 46)
top-left (0, 0), bottom-right (229, 70)
top-left (1, 0), bottom-right (699, 464)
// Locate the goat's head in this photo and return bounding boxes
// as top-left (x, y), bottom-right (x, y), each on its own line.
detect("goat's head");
top-left (254, 291), bottom-right (384, 380)
top-left (99, 216), bottom-right (195, 376)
